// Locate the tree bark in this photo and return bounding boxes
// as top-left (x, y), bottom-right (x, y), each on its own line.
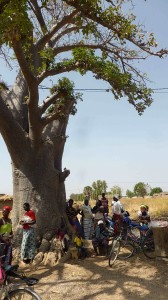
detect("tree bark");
top-left (11, 139), bottom-right (68, 250)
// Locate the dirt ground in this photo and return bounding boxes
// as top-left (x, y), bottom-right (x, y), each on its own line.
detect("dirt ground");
top-left (19, 253), bottom-right (168, 300)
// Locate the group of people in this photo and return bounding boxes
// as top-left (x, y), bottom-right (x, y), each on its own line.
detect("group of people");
top-left (0, 203), bottom-right (36, 266)
top-left (0, 196), bottom-right (151, 265)
top-left (66, 194), bottom-right (151, 258)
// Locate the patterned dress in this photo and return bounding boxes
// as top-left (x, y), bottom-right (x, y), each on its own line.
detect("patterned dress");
top-left (21, 210), bottom-right (36, 261)
top-left (80, 204), bottom-right (94, 240)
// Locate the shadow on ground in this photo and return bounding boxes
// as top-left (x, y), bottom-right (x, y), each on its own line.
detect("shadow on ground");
top-left (18, 252), bottom-right (168, 300)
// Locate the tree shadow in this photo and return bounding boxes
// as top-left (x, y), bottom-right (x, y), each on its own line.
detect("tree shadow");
top-left (19, 254), bottom-right (168, 300)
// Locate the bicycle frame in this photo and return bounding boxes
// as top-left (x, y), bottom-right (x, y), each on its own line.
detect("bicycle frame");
top-left (127, 225), bottom-right (150, 249)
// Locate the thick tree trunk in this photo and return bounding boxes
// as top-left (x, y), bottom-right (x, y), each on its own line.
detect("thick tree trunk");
top-left (11, 144), bottom-right (68, 251)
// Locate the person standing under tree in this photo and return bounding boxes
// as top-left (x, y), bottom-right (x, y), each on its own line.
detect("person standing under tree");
top-left (112, 195), bottom-right (124, 235)
top-left (0, 206), bottom-right (13, 266)
top-left (66, 199), bottom-right (83, 237)
top-left (19, 203), bottom-right (36, 264)
top-left (80, 198), bottom-right (94, 240)
top-left (101, 193), bottom-right (109, 214)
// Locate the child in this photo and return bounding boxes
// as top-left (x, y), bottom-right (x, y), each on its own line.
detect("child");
top-left (74, 233), bottom-right (87, 259)
top-left (138, 205), bottom-right (150, 225)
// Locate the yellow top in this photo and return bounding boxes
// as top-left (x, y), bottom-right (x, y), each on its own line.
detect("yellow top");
top-left (0, 222), bottom-right (12, 235)
top-left (0, 219), bottom-right (12, 234)
top-left (74, 236), bottom-right (83, 247)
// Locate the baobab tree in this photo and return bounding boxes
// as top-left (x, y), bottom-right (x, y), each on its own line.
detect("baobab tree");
top-left (0, 0), bottom-right (167, 246)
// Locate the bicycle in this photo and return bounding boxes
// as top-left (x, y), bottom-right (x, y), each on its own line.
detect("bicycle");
top-left (108, 223), bottom-right (156, 267)
top-left (0, 243), bottom-right (42, 299)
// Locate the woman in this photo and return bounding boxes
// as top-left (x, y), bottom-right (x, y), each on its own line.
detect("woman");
top-left (92, 200), bottom-right (104, 228)
top-left (80, 199), bottom-right (94, 240)
top-left (19, 203), bottom-right (36, 264)
top-left (0, 206), bottom-right (13, 266)
top-left (66, 199), bottom-right (83, 237)
top-left (138, 204), bottom-right (150, 225)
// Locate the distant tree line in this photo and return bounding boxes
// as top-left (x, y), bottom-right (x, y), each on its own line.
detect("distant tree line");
top-left (69, 180), bottom-right (163, 201)
top-left (126, 183), bottom-right (163, 198)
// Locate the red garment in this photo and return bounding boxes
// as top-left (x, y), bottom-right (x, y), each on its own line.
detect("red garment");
top-left (101, 197), bottom-right (109, 214)
top-left (23, 210), bottom-right (36, 229)
top-left (113, 213), bottom-right (123, 235)
top-left (3, 206), bottom-right (12, 213)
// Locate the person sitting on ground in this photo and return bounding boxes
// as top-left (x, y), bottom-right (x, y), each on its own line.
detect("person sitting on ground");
top-left (74, 232), bottom-right (87, 259)
top-left (80, 198), bottom-right (94, 240)
top-left (55, 218), bottom-right (70, 253)
top-left (92, 220), bottom-right (109, 256)
top-left (0, 206), bottom-right (13, 266)
top-left (138, 205), bottom-right (150, 225)
top-left (66, 199), bottom-right (83, 237)
top-left (101, 193), bottom-right (109, 214)
top-left (92, 200), bottom-right (105, 228)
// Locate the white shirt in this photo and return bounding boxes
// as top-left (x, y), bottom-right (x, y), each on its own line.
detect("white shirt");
top-left (112, 201), bottom-right (123, 215)
top-left (138, 210), bottom-right (150, 217)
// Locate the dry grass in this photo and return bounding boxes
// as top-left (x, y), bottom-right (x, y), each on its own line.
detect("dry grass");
top-left (76, 196), bottom-right (168, 220)
top-left (121, 197), bottom-right (168, 219)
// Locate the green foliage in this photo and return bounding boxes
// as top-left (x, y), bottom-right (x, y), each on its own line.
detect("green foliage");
top-left (72, 47), bottom-right (153, 114)
top-left (47, 77), bottom-right (82, 117)
top-left (83, 186), bottom-right (93, 197)
top-left (111, 185), bottom-right (122, 197)
top-left (0, 0), bottom-right (32, 45)
top-left (69, 193), bottom-right (84, 202)
top-left (133, 182), bottom-right (147, 198)
top-left (92, 180), bottom-right (107, 199)
top-left (150, 187), bottom-right (163, 196)
top-left (0, 0), bottom-right (167, 127)
top-left (126, 189), bottom-right (135, 198)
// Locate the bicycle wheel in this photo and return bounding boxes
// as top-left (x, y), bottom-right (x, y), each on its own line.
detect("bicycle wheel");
top-left (117, 240), bottom-right (134, 259)
top-left (4, 287), bottom-right (42, 300)
top-left (108, 238), bottom-right (120, 267)
top-left (142, 230), bottom-right (156, 259)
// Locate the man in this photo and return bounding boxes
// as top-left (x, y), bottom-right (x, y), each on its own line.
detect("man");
top-left (92, 220), bottom-right (109, 256)
top-left (19, 203), bottom-right (36, 264)
top-left (101, 193), bottom-right (109, 214)
top-left (112, 195), bottom-right (124, 235)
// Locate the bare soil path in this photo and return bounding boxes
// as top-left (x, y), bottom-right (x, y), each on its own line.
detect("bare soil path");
top-left (19, 254), bottom-right (168, 300)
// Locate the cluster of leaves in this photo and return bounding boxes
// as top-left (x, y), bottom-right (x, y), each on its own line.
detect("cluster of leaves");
top-left (47, 77), bottom-right (82, 117)
top-left (0, 0), bottom-right (32, 45)
top-left (63, 0), bottom-right (159, 49)
top-left (71, 47), bottom-right (153, 114)
top-left (0, 0), bottom-right (167, 128)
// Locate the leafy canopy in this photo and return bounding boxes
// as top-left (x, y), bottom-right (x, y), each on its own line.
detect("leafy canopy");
top-left (150, 187), bottom-right (163, 196)
top-left (133, 182), bottom-right (147, 198)
top-left (0, 0), bottom-right (167, 129)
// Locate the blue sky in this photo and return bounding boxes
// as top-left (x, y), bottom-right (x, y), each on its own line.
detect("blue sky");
top-left (1, 0), bottom-right (168, 197)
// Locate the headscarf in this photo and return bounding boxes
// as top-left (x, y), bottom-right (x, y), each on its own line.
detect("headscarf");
top-left (3, 206), bottom-right (12, 213)
top-left (140, 204), bottom-right (147, 209)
